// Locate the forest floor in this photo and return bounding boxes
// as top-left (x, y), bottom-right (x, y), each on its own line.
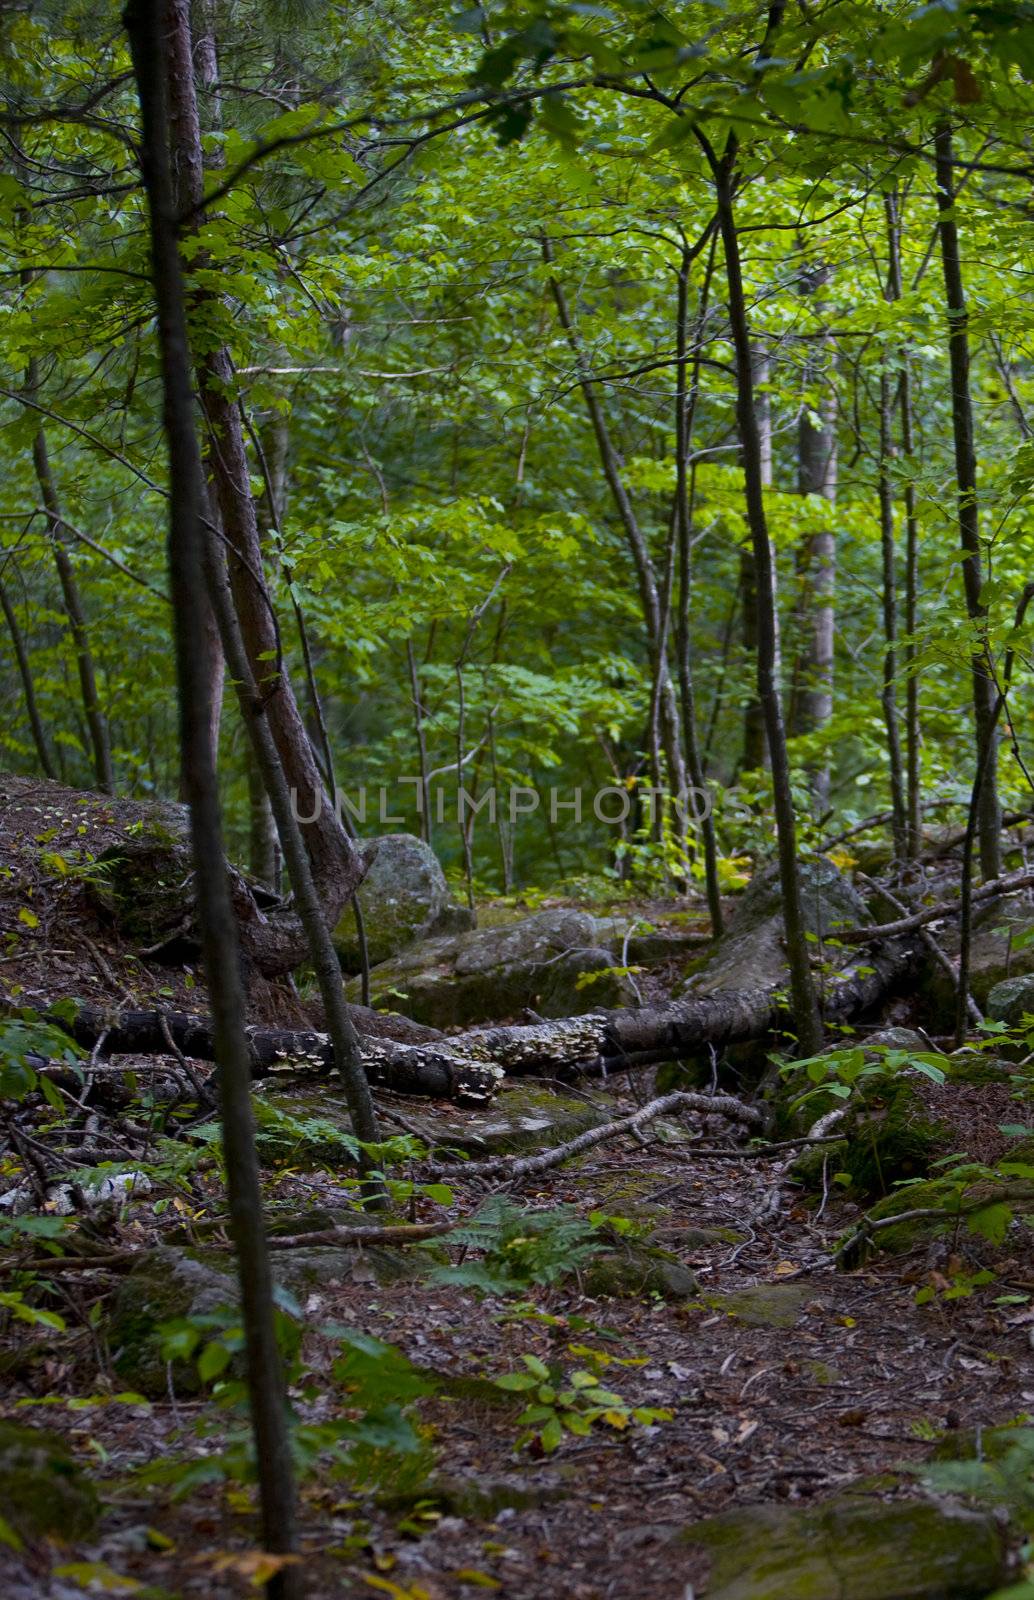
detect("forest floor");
top-left (2, 775), bottom-right (1033, 1597)
top-left (2, 1076), bottom-right (1033, 1600)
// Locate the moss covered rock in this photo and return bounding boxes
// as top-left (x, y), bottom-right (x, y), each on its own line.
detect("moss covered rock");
top-left (682, 858), bottom-right (869, 1001)
top-left (922, 901), bottom-right (1034, 1024)
top-left (261, 1080), bottom-right (617, 1161)
top-left (678, 1495), bottom-right (1006, 1599)
top-left (583, 1237), bottom-right (698, 1300)
top-left (333, 833), bottom-right (473, 972)
top-left (109, 1242), bottom-right (423, 1395)
top-left (987, 973), bottom-right (1034, 1028)
top-left (0, 1419), bottom-right (100, 1543)
top-left (704, 1282), bottom-right (814, 1329)
top-left (346, 908), bottom-right (638, 1027)
top-left (848, 1174), bottom-right (1034, 1259)
top-left (789, 1137), bottom-right (850, 1188)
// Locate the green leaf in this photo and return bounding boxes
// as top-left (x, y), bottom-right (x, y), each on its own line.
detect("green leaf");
top-left (539, 1414), bottom-right (563, 1453)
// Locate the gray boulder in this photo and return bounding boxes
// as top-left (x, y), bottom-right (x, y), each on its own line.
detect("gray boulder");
top-left (109, 1242), bottom-right (422, 1396)
top-left (681, 857), bottom-right (868, 998)
top-left (346, 908), bottom-right (638, 1028)
top-left (257, 1079), bottom-right (615, 1160)
top-left (987, 972), bottom-right (1034, 1027)
top-left (333, 833), bottom-right (473, 971)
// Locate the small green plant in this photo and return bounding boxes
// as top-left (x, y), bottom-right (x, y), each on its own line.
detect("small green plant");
top-left (432, 1197), bottom-right (604, 1295)
top-left (144, 1315), bottom-right (436, 1499)
top-left (0, 1005), bottom-right (84, 1105)
top-left (248, 1100), bottom-right (454, 1206)
top-left (915, 1267), bottom-right (997, 1306)
top-left (495, 1352), bottom-right (671, 1454)
top-left (781, 1043), bottom-right (947, 1116)
top-left (918, 1426), bottom-right (1034, 1531)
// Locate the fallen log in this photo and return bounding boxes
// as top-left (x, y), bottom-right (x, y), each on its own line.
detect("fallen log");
top-left (56, 1006), bottom-right (505, 1102)
top-left (48, 933), bottom-right (912, 1103)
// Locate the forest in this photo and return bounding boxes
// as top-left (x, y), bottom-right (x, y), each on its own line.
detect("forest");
top-left (3, 0), bottom-right (1034, 1596)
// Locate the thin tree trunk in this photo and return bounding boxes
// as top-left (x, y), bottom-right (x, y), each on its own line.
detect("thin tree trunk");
top-left (674, 235), bottom-right (723, 933)
top-left (123, 8), bottom-right (300, 1595)
top-left (407, 637), bottom-right (432, 846)
top-left (163, 0), bottom-right (362, 925)
top-left (201, 503), bottom-right (381, 1154)
top-left (0, 570), bottom-right (57, 779)
top-left (702, 593), bottom-right (738, 772)
top-left (542, 236), bottom-right (687, 836)
top-left (26, 370), bottom-right (114, 794)
top-left (790, 260), bottom-right (837, 810)
top-left (878, 368), bottom-right (908, 858)
top-left (247, 744), bottom-right (280, 888)
top-left (901, 359), bottom-right (922, 859)
top-left (739, 347), bottom-right (773, 773)
top-left (934, 121), bottom-right (1001, 882)
top-left (885, 191), bottom-right (923, 860)
top-left (187, 8), bottom-right (226, 783)
top-left (879, 193), bottom-right (909, 857)
top-left (703, 124), bottom-right (822, 1056)
top-left (162, 3), bottom-right (379, 1141)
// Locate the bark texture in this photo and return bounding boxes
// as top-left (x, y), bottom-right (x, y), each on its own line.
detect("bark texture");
top-left (56, 932), bottom-right (910, 1101)
top-left (934, 122), bottom-right (1001, 882)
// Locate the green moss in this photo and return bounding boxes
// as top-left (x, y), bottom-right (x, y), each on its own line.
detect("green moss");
top-left (838, 1081), bottom-right (943, 1198)
top-left (847, 1175), bottom-right (1034, 1259)
top-left (704, 1283), bottom-right (812, 1329)
top-left (682, 1225), bottom-right (746, 1248)
top-left (943, 1052), bottom-right (1016, 1087)
top-left (790, 1138), bottom-right (849, 1189)
top-left (0, 1420), bottom-right (100, 1542)
top-left (583, 1240), bottom-right (698, 1300)
top-left (680, 1496), bottom-right (1006, 1599)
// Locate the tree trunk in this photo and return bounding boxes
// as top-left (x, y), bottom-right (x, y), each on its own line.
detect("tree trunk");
top-left (738, 347), bottom-right (774, 774)
top-left (789, 261), bottom-right (837, 811)
top-left (542, 237), bottom-right (687, 843)
top-left (0, 570), bottom-right (57, 779)
top-left (27, 374), bottom-right (114, 795)
top-left (407, 637), bottom-right (433, 846)
top-left (162, 8), bottom-right (380, 1154)
top-left (122, 6), bottom-right (300, 1593)
top-left (934, 122), bottom-right (1001, 882)
top-left (878, 370), bottom-right (908, 859)
top-left (163, 0), bottom-right (362, 927)
top-left (884, 191), bottom-right (922, 861)
top-left (674, 236), bottom-right (724, 933)
top-left (59, 928), bottom-right (909, 1098)
top-left (247, 743), bottom-right (281, 889)
top-left (705, 128), bottom-right (822, 1057)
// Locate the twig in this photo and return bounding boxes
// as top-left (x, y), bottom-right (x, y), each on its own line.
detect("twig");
top-left (427, 1089), bottom-right (762, 1181)
top-left (857, 871), bottom-right (982, 1025)
top-left (839, 868), bottom-right (1034, 944)
top-left (264, 1220), bottom-right (454, 1250)
top-left (158, 1013), bottom-right (215, 1108)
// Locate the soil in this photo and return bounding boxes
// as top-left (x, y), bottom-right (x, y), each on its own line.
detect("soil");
top-left (3, 775), bottom-right (1033, 1598)
top-left (2, 1086), bottom-right (1033, 1600)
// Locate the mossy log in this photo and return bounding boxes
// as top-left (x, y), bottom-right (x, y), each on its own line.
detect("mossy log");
top-left (50, 934), bottom-right (913, 1102)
